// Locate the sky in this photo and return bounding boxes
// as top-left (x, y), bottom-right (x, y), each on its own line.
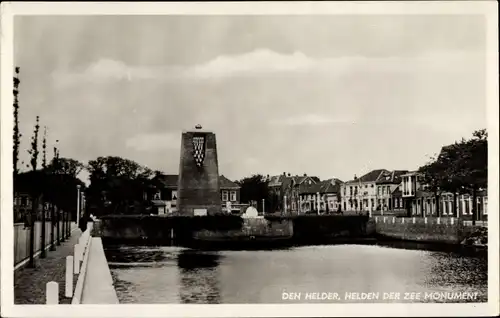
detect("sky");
top-left (14, 15), bottom-right (487, 184)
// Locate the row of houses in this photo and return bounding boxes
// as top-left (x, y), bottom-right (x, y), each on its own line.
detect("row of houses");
top-left (267, 169), bottom-right (488, 220)
top-left (147, 167), bottom-right (487, 221)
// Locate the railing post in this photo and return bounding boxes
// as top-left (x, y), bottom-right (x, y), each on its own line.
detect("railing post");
top-left (66, 256), bottom-right (74, 298)
top-left (74, 244), bottom-right (80, 274)
top-left (46, 281), bottom-right (59, 304)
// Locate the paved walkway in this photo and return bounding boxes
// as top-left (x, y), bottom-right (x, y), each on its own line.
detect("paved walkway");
top-left (14, 228), bottom-right (81, 304)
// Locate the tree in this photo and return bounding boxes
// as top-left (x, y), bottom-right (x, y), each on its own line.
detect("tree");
top-left (418, 153), bottom-right (451, 217)
top-left (437, 142), bottom-right (464, 217)
top-left (237, 174), bottom-right (273, 212)
top-left (48, 157), bottom-right (84, 178)
top-left (27, 116), bottom-right (40, 268)
top-left (86, 156), bottom-right (154, 215)
top-left (40, 127), bottom-right (48, 258)
top-left (13, 66), bottom-right (21, 176)
top-left (453, 129), bottom-right (487, 225)
top-left (421, 129), bottom-right (487, 223)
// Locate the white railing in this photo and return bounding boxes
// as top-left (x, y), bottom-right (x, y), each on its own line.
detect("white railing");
top-left (374, 216), bottom-right (487, 227)
top-left (46, 222), bottom-right (93, 304)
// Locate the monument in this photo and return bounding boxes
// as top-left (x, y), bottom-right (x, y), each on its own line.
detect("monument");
top-left (177, 125), bottom-right (222, 216)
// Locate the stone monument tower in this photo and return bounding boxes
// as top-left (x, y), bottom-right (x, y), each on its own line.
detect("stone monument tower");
top-left (177, 125), bottom-right (221, 216)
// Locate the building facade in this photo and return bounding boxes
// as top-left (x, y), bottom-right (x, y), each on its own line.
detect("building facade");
top-left (268, 173), bottom-right (319, 214)
top-left (374, 170), bottom-right (408, 214)
top-left (401, 171), bottom-right (488, 220)
top-left (341, 169), bottom-right (389, 215)
top-left (149, 173), bottom-right (241, 215)
top-left (298, 178), bottom-right (343, 214)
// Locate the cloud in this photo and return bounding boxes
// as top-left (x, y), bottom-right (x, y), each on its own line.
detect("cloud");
top-left (187, 49), bottom-right (316, 78)
top-left (271, 114), bottom-right (356, 126)
top-left (125, 132), bottom-right (181, 152)
top-left (52, 48), bottom-right (483, 87)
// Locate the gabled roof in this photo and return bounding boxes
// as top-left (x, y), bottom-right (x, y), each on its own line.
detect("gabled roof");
top-left (268, 174), bottom-right (320, 188)
top-left (345, 169), bottom-right (389, 184)
top-left (220, 175), bottom-right (240, 189)
top-left (299, 182), bottom-right (324, 194)
top-left (376, 170), bottom-right (409, 184)
top-left (152, 174), bottom-right (178, 188)
top-left (391, 184), bottom-right (403, 197)
top-left (268, 175), bottom-right (285, 187)
top-left (299, 178), bottom-right (343, 195)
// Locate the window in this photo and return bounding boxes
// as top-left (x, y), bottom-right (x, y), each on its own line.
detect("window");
top-left (222, 191), bottom-right (228, 202)
top-left (371, 199), bottom-right (375, 207)
top-left (464, 196), bottom-right (470, 215)
top-left (484, 197), bottom-right (488, 215)
top-left (230, 191), bottom-right (237, 202)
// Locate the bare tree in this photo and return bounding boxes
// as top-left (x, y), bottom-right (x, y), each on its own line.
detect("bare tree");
top-left (40, 127), bottom-right (48, 258)
top-left (27, 116), bottom-right (40, 268)
top-left (13, 67), bottom-right (21, 176)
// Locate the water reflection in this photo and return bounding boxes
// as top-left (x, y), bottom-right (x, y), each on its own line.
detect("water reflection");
top-left (177, 251), bottom-right (221, 303)
top-left (105, 243), bottom-right (487, 304)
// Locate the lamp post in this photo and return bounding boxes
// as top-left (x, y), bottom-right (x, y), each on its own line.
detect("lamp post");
top-left (76, 185), bottom-right (81, 228)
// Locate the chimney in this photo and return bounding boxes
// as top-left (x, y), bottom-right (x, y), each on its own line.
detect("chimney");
top-left (354, 174), bottom-right (357, 180)
top-left (283, 172), bottom-right (286, 176)
top-left (303, 173), bottom-right (307, 177)
top-left (288, 173), bottom-right (291, 177)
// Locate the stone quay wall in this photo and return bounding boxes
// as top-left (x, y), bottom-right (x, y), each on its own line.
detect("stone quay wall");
top-left (193, 218), bottom-right (293, 240)
top-left (373, 216), bottom-right (483, 245)
top-left (92, 214), bottom-right (374, 246)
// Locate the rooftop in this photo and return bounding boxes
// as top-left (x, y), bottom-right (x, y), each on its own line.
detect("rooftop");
top-left (345, 169), bottom-right (389, 184)
top-left (376, 170), bottom-right (409, 184)
top-left (153, 173), bottom-right (240, 189)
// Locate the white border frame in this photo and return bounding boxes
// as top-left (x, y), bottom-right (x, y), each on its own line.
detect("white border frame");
top-left (1, 1), bottom-right (498, 317)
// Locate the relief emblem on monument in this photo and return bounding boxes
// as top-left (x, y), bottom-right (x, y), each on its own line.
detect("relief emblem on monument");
top-left (192, 135), bottom-right (206, 167)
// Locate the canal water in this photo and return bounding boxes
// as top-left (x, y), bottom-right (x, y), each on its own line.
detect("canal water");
top-left (104, 243), bottom-right (487, 304)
